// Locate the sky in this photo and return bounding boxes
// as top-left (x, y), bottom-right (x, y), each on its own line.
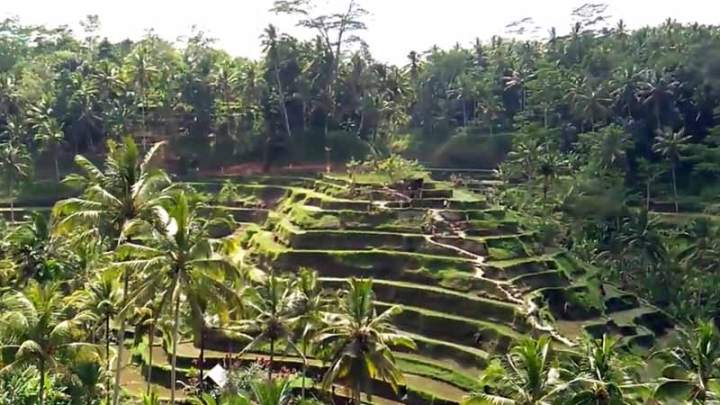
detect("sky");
top-left (1, 0), bottom-right (718, 64)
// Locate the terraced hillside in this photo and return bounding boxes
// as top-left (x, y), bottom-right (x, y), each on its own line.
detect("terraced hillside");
top-left (107, 172), bottom-right (675, 403)
top-left (201, 173), bottom-right (670, 402)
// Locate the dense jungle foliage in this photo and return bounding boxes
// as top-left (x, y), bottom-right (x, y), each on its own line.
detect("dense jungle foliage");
top-left (1, 1), bottom-right (720, 404)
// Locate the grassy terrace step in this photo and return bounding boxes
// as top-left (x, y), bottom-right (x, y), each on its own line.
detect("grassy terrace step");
top-left (187, 182), bottom-right (291, 204)
top-left (200, 206), bottom-right (269, 223)
top-left (511, 269), bottom-right (570, 290)
top-left (321, 278), bottom-right (526, 329)
top-left (397, 353), bottom-right (479, 391)
top-left (252, 231), bottom-right (509, 301)
top-left (182, 175), bottom-right (317, 187)
top-left (437, 233), bottom-right (538, 261)
top-left (484, 256), bottom-right (559, 280)
top-left (285, 204), bottom-right (428, 232)
top-left (269, 247), bottom-right (477, 275)
top-left (386, 199), bottom-right (487, 210)
top-left (402, 332), bottom-right (488, 372)
top-left (464, 219), bottom-right (521, 237)
top-left (376, 301), bottom-right (520, 353)
top-left (608, 306), bottom-right (673, 335)
top-left (278, 224), bottom-right (465, 257)
top-left (142, 343), bottom-right (467, 404)
top-left (286, 204), bottom-right (514, 233)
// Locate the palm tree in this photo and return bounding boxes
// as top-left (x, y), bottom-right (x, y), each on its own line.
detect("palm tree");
top-left (653, 321), bottom-right (720, 403)
top-left (124, 45), bottom-right (158, 147)
top-left (462, 337), bottom-right (560, 405)
top-left (653, 127), bottom-right (690, 213)
top-left (239, 273), bottom-right (301, 381)
top-left (564, 335), bottom-right (644, 404)
top-left (503, 69), bottom-right (532, 111)
top-left (568, 82), bottom-right (612, 131)
top-left (537, 147), bottom-right (567, 203)
top-left (53, 136), bottom-right (170, 405)
top-left (261, 24), bottom-right (292, 140)
top-left (33, 114), bottom-right (65, 182)
top-left (589, 125), bottom-right (632, 173)
top-left (68, 270), bottom-right (122, 403)
top-left (210, 58), bottom-right (241, 139)
top-left (318, 278), bottom-right (414, 403)
top-left (620, 209), bottom-right (667, 267)
top-left (4, 212), bottom-right (55, 285)
top-left (116, 191), bottom-right (238, 405)
top-left (0, 140), bottom-right (32, 222)
top-left (69, 72), bottom-right (101, 151)
top-left (290, 268), bottom-right (331, 398)
top-left (68, 350), bottom-right (106, 405)
top-left (638, 71), bottom-right (679, 129)
top-left (609, 66), bottom-right (641, 118)
top-left (0, 281), bottom-right (95, 405)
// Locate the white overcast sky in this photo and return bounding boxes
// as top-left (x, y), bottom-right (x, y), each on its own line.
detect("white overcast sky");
top-left (1, 0), bottom-right (718, 64)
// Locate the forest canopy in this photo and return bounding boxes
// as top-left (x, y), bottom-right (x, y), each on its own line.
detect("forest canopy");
top-left (2, 1), bottom-right (720, 404)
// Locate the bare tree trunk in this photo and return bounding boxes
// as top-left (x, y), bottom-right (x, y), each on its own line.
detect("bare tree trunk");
top-left (646, 181), bottom-right (651, 211)
top-left (274, 68), bottom-right (292, 140)
top-left (54, 152), bottom-right (60, 183)
top-left (146, 322), bottom-right (155, 396)
top-left (198, 329), bottom-right (205, 392)
top-left (106, 316), bottom-right (111, 404)
top-left (301, 338), bottom-right (309, 398)
top-left (672, 162), bottom-right (679, 213)
top-left (112, 266), bottom-right (130, 405)
top-left (8, 182), bottom-right (14, 223)
top-left (268, 338), bottom-right (274, 381)
top-left (171, 290), bottom-right (181, 405)
top-left (38, 358), bottom-right (45, 405)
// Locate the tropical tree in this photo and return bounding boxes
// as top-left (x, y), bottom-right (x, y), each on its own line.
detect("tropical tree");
top-left (462, 337), bottom-right (560, 405)
top-left (239, 273), bottom-right (301, 381)
top-left (32, 114), bottom-right (65, 182)
top-left (569, 83), bottom-right (612, 131)
top-left (53, 136), bottom-right (171, 405)
top-left (318, 278), bottom-right (415, 403)
top-left (537, 147), bottom-right (567, 202)
top-left (653, 127), bottom-right (690, 213)
top-left (653, 321), bottom-right (720, 403)
top-left (0, 281), bottom-right (95, 405)
top-left (564, 335), bottom-right (647, 404)
top-left (638, 71), bottom-right (679, 129)
top-left (116, 191), bottom-right (238, 405)
top-left (0, 140), bottom-right (32, 222)
top-left (261, 25), bottom-right (292, 140)
top-left (289, 268), bottom-right (331, 397)
top-left (68, 269), bottom-right (122, 403)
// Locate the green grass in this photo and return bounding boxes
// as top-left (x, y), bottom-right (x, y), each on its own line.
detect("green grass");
top-left (397, 354), bottom-right (479, 391)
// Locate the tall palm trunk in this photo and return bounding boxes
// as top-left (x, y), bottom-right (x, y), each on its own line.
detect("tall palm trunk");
top-left (301, 338), bottom-right (308, 398)
top-left (198, 329), bottom-right (205, 392)
top-left (646, 180), bottom-right (651, 211)
top-left (146, 321), bottom-right (155, 395)
top-left (112, 269), bottom-right (130, 405)
top-left (170, 289), bottom-right (181, 405)
top-left (38, 357), bottom-right (45, 405)
top-left (268, 338), bottom-right (274, 381)
top-left (274, 67), bottom-right (292, 140)
top-left (54, 149), bottom-right (60, 182)
top-left (671, 161), bottom-right (679, 213)
top-left (8, 182), bottom-right (14, 223)
top-left (106, 315), bottom-right (111, 404)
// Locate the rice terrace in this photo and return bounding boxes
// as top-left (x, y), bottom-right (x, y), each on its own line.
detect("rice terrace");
top-left (1, 1), bottom-right (720, 404)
